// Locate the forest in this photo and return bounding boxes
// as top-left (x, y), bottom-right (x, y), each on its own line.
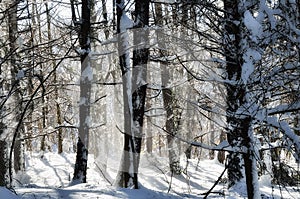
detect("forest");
top-left (0, 0), bottom-right (300, 198)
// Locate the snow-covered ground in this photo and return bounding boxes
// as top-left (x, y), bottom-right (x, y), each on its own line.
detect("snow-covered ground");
top-left (1, 152), bottom-right (299, 198)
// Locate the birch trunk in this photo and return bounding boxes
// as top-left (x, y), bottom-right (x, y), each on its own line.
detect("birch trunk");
top-left (116, 0), bottom-right (149, 188)
top-left (115, 0), bottom-right (132, 188)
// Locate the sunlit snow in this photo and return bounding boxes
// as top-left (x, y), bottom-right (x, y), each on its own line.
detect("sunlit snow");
top-left (1, 152), bottom-right (296, 198)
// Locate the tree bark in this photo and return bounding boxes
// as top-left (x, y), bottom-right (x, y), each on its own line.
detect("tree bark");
top-left (8, 0), bottom-right (24, 174)
top-left (209, 112), bottom-right (215, 160)
top-left (72, 0), bottom-right (92, 183)
top-left (116, 0), bottom-right (149, 188)
top-left (115, 0), bottom-right (133, 188)
top-left (224, 0), bottom-right (245, 187)
top-left (223, 0), bottom-right (259, 198)
top-left (130, 0), bottom-right (149, 186)
top-left (0, 123), bottom-right (8, 187)
top-left (45, 1), bottom-right (63, 154)
top-left (217, 131), bottom-right (226, 164)
top-left (145, 96), bottom-right (152, 154)
top-left (155, 3), bottom-right (182, 175)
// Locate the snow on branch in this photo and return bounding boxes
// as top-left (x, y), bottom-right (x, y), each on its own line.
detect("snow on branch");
top-left (267, 102), bottom-right (300, 115)
top-left (262, 116), bottom-right (300, 161)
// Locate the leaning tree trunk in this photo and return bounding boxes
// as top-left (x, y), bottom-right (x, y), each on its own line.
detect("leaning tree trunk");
top-left (72, 0), bottom-right (92, 183)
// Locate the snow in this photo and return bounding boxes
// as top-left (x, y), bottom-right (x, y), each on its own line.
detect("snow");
top-left (244, 10), bottom-right (262, 42)
top-left (241, 60), bottom-right (254, 84)
top-left (0, 187), bottom-right (20, 199)
top-left (248, 128), bottom-right (261, 199)
top-left (17, 36), bottom-right (24, 49)
top-left (81, 63), bottom-right (93, 81)
top-left (265, 116), bottom-right (300, 161)
top-left (85, 116), bottom-right (91, 127)
top-left (120, 12), bottom-right (133, 32)
top-left (79, 97), bottom-right (86, 105)
top-left (5, 152), bottom-right (298, 198)
top-left (241, 9), bottom-right (263, 84)
top-left (16, 69), bottom-right (24, 80)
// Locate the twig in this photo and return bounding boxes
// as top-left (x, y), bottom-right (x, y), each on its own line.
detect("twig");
top-left (167, 170), bottom-right (174, 193)
top-left (94, 162), bottom-right (113, 186)
top-left (202, 157), bottom-right (228, 199)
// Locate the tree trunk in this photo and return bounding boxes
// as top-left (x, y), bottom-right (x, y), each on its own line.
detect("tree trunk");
top-left (45, 1), bottom-right (63, 154)
top-left (25, 0), bottom-right (37, 153)
top-left (224, 0), bottom-right (245, 187)
top-left (101, 0), bottom-right (109, 39)
top-left (115, 0), bottom-right (133, 188)
top-left (72, 0), bottom-right (92, 183)
top-left (33, 0), bottom-right (49, 152)
top-left (163, 86), bottom-right (182, 175)
top-left (209, 112), bottom-right (215, 160)
top-left (155, 3), bottom-right (181, 175)
top-left (217, 131), bottom-right (226, 164)
top-left (131, 0), bottom-right (149, 171)
top-left (116, 0), bottom-right (149, 189)
top-left (0, 46), bottom-right (7, 186)
top-left (161, 59), bottom-right (182, 175)
top-left (25, 79), bottom-right (34, 152)
top-left (45, 1), bottom-right (62, 153)
top-left (145, 93), bottom-right (152, 153)
top-left (155, 3), bottom-right (164, 160)
top-left (8, 0), bottom-right (24, 174)
top-left (0, 123), bottom-right (8, 187)
top-left (0, 6), bottom-right (10, 180)
top-left (223, 0), bottom-right (259, 198)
